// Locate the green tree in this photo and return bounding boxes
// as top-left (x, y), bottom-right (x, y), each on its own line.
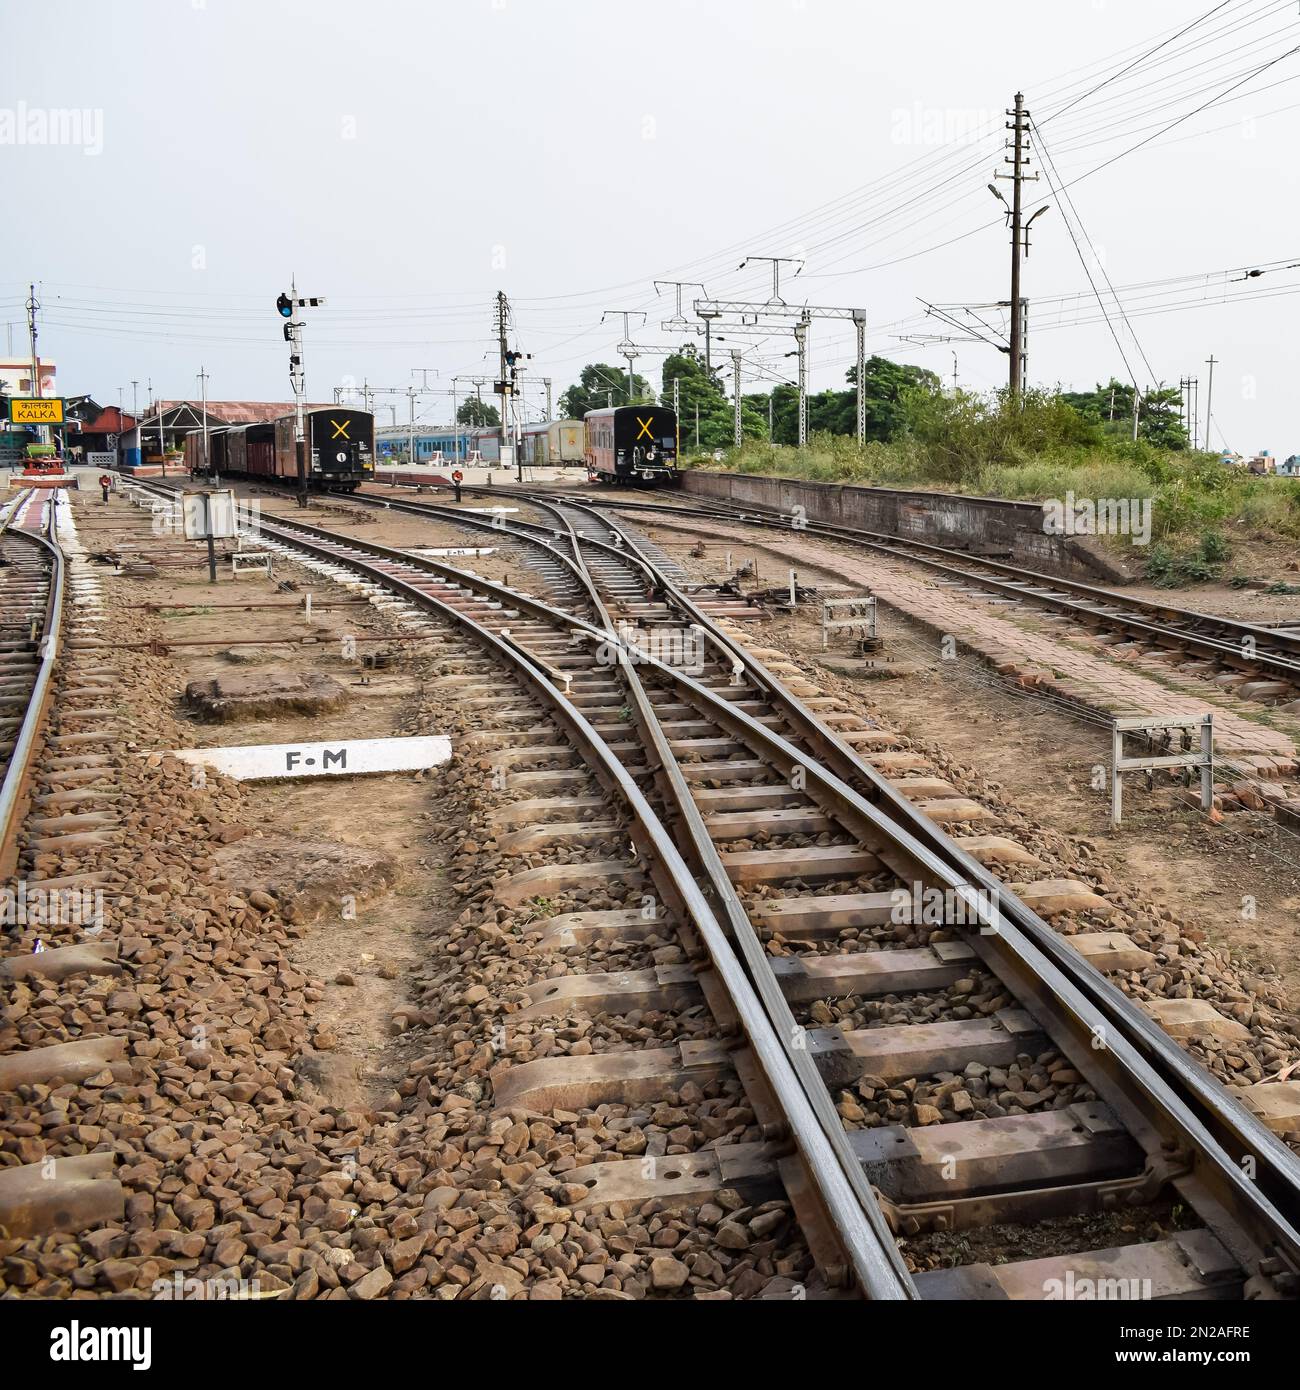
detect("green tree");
top-left (902, 385), bottom-right (1100, 482)
top-left (559, 363), bottom-right (650, 417)
top-left (661, 346), bottom-right (759, 449)
top-left (747, 356), bottom-right (942, 445)
top-left (457, 398), bottom-right (500, 428)
top-left (1061, 378), bottom-right (1189, 450)
top-left (846, 356), bottom-right (943, 441)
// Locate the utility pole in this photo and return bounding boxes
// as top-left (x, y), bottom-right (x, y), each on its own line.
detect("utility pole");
top-left (672, 377), bottom-right (680, 459)
top-left (25, 283), bottom-right (48, 445)
top-left (1180, 376), bottom-right (1200, 449)
top-left (147, 378), bottom-right (164, 469)
top-left (1019, 297), bottom-right (1030, 390)
top-left (25, 283), bottom-right (40, 399)
top-left (544, 377), bottom-right (553, 421)
top-left (994, 92), bottom-right (1037, 398)
top-left (495, 292), bottom-right (529, 479)
top-left (1204, 355), bottom-right (1217, 453)
top-left (731, 349), bottom-right (743, 447)
top-left (452, 376), bottom-right (485, 462)
top-left (496, 291), bottom-right (511, 465)
top-left (409, 367), bottom-right (439, 465)
top-left (794, 318), bottom-right (809, 448)
top-left (1131, 385), bottom-right (1140, 443)
top-left (695, 401), bottom-right (700, 449)
top-left (952, 352), bottom-right (959, 392)
top-left (197, 365), bottom-right (212, 482)
top-left (853, 309), bottom-right (867, 445)
top-left (700, 310), bottom-right (719, 373)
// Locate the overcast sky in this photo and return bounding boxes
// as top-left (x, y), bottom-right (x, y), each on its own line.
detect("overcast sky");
top-left (4, 0), bottom-right (1298, 452)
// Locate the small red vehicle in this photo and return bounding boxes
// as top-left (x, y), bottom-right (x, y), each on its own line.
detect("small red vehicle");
top-left (10, 444), bottom-right (75, 489)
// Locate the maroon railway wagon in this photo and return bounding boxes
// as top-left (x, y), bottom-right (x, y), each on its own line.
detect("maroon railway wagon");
top-left (184, 409), bottom-right (374, 492)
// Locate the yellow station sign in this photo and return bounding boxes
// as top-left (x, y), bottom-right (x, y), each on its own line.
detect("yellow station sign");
top-left (8, 398), bottom-right (64, 425)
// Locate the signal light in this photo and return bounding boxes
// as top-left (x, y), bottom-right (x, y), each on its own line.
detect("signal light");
top-left (276, 292), bottom-right (293, 317)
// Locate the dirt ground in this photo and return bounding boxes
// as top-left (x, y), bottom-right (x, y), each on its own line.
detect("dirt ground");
top-left (82, 489), bottom-right (462, 1112)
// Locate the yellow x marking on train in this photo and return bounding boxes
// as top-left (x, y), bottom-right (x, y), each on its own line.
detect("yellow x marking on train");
top-left (635, 416), bottom-right (654, 440)
top-left (330, 419), bottom-right (351, 440)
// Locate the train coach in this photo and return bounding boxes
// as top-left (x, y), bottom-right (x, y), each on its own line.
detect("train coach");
top-left (186, 408), bottom-right (374, 491)
top-left (521, 419), bottom-right (584, 467)
top-left (584, 405), bottom-right (679, 485)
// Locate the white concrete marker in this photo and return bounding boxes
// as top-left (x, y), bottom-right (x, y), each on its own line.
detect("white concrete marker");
top-left (164, 735), bottom-right (452, 782)
top-left (406, 547), bottom-right (498, 558)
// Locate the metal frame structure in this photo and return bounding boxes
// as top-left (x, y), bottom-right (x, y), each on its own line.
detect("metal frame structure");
top-left (821, 593), bottom-right (878, 650)
top-left (694, 294), bottom-right (867, 447)
top-left (1110, 713), bottom-right (1214, 828)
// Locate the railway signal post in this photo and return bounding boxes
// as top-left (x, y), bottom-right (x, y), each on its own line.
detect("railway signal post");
top-left (277, 284), bottom-right (326, 507)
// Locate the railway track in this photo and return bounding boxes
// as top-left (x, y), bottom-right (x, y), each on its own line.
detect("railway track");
top-left (0, 486), bottom-right (134, 1240)
top-left (0, 490), bottom-right (73, 878)
top-left (465, 485), bottom-right (1300, 696)
top-left (126, 475), bottom-right (1300, 1300)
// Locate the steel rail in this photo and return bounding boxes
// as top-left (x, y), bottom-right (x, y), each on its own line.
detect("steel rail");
top-left (544, 494), bottom-right (1300, 1290)
top-left (548, 496), bottom-right (1300, 1267)
top-left (189, 494), bottom-right (918, 1300)
top-left (341, 476), bottom-right (1300, 1287)
top-left (335, 482), bottom-right (1300, 1265)
top-left (136, 479), bottom-right (1300, 1291)
top-left (536, 500), bottom-right (917, 1293)
top-left (529, 488), bottom-right (1300, 680)
top-left (0, 492), bottom-right (66, 878)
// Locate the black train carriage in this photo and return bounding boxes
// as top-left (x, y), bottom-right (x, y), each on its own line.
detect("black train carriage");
top-left (584, 405), bottom-right (679, 485)
top-left (271, 407), bottom-right (375, 492)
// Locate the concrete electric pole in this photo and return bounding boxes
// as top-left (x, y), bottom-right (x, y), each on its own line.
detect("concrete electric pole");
top-left (794, 318), bottom-right (809, 448)
top-left (197, 365), bottom-right (212, 481)
top-left (992, 93), bottom-right (1039, 398)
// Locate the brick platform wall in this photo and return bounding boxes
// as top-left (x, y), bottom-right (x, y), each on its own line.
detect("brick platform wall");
top-left (681, 471), bottom-right (1133, 583)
